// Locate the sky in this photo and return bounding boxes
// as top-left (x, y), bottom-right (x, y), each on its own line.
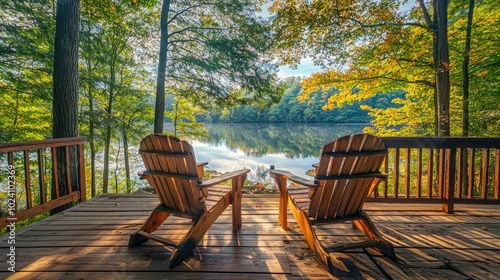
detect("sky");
top-left (276, 57), bottom-right (322, 79)
top-left (259, 2), bottom-right (323, 79)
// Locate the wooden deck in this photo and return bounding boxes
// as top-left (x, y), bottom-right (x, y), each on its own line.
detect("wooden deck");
top-left (1, 194), bottom-right (499, 279)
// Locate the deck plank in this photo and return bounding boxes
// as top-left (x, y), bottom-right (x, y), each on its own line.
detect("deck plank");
top-left (1, 193), bottom-right (499, 279)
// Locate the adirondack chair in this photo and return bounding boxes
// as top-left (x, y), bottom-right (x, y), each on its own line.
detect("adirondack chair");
top-left (270, 134), bottom-right (396, 273)
top-left (128, 134), bottom-right (250, 268)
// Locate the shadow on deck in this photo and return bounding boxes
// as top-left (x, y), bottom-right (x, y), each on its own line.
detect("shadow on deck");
top-left (1, 194), bottom-right (499, 279)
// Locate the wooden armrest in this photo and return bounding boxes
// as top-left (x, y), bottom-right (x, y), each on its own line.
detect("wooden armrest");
top-left (198, 169), bottom-right (250, 188)
top-left (197, 162), bottom-right (208, 167)
top-left (270, 169), bottom-right (319, 188)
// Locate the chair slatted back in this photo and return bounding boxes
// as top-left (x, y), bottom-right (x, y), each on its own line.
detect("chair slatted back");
top-left (140, 134), bottom-right (205, 215)
top-left (309, 134), bottom-right (386, 220)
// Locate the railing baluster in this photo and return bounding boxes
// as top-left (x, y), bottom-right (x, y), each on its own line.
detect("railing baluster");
top-left (405, 148), bottom-right (411, 198)
top-left (457, 148), bottom-right (465, 198)
top-left (79, 143), bottom-right (87, 201)
top-left (416, 148), bottom-right (422, 198)
top-left (394, 148), bottom-right (400, 198)
top-left (481, 149), bottom-right (489, 199)
top-left (468, 149), bottom-right (475, 198)
top-left (7, 152), bottom-right (16, 214)
top-left (51, 147), bottom-right (60, 199)
top-left (383, 154), bottom-right (388, 198)
top-left (38, 148), bottom-right (47, 204)
top-left (428, 148), bottom-right (433, 198)
top-left (438, 149), bottom-right (445, 199)
top-left (24, 150), bottom-right (32, 209)
top-left (65, 145), bottom-right (72, 194)
top-left (443, 149), bottom-right (457, 213)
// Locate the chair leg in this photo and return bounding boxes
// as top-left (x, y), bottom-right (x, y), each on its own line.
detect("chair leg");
top-left (352, 214), bottom-right (397, 260)
top-left (169, 194), bottom-right (230, 268)
top-left (128, 204), bottom-right (170, 247)
top-left (288, 198), bottom-right (335, 273)
top-left (231, 174), bottom-right (246, 232)
top-left (276, 176), bottom-right (288, 230)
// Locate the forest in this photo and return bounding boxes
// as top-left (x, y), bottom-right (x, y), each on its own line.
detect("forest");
top-left (1, 0), bottom-right (499, 195)
top-left (191, 77), bottom-right (406, 124)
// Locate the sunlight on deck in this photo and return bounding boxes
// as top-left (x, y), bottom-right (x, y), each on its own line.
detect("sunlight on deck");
top-left (1, 194), bottom-right (499, 279)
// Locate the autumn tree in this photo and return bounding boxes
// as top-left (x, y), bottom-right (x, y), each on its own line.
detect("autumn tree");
top-left (269, 0), bottom-right (458, 136)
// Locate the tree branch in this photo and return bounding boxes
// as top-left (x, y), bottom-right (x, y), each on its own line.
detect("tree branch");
top-left (339, 16), bottom-right (431, 31)
top-left (417, 0), bottom-right (433, 27)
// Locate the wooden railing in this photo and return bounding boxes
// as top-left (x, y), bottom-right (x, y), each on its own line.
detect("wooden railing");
top-left (0, 137), bottom-right (86, 228)
top-left (371, 137), bottom-right (500, 213)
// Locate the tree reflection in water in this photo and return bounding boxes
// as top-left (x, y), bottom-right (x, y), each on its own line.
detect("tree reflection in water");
top-left (183, 123), bottom-right (367, 181)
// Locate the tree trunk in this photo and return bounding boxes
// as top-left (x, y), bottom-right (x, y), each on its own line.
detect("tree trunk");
top-left (153, 0), bottom-right (172, 134)
top-left (432, 5), bottom-right (439, 137)
top-left (123, 128), bottom-right (131, 194)
top-left (435, 0), bottom-right (450, 137)
top-left (102, 62), bottom-right (116, 193)
top-left (103, 127), bottom-right (111, 193)
top-left (89, 91), bottom-right (97, 197)
top-left (460, 0), bottom-right (474, 198)
top-left (51, 0), bottom-right (80, 213)
top-left (462, 0), bottom-right (474, 137)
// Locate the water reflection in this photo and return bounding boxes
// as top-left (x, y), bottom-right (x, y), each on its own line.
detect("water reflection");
top-left (169, 123), bottom-right (367, 180)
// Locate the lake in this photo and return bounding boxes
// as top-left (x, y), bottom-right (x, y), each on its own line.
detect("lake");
top-left (165, 123), bottom-right (368, 181)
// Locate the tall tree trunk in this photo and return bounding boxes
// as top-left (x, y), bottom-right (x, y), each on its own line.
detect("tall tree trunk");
top-left (88, 91), bottom-right (96, 197)
top-left (418, 0), bottom-right (439, 136)
top-left (52, 0), bottom-right (80, 212)
top-left (432, 4), bottom-right (439, 137)
top-left (102, 128), bottom-right (111, 193)
top-left (153, 0), bottom-right (172, 134)
top-left (83, 19), bottom-right (97, 197)
top-left (123, 127), bottom-right (131, 193)
top-left (460, 0), bottom-right (474, 197)
top-left (435, 0), bottom-right (450, 137)
top-left (462, 0), bottom-right (474, 137)
top-left (102, 63), bottom-right (116, 193)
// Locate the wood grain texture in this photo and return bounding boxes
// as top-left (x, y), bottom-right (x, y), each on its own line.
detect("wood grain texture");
top-left (1, 194), bottom-right (498, 279)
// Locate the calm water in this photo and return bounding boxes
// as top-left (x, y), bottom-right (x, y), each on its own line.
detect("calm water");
top-left (165, 123), bottom-right (367, 181)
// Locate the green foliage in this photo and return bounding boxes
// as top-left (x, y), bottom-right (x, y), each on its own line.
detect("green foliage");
top-left (78, 0), bottom-right (157, 194)
top-left (0, 0), bottom-right (55, 142)
top-left (197, 77), bottom-right (405, 124)
top-left (164, 93), bottom-right (209, 139)
top-left (269, 0), bottom-right (500, 137)
top-left (161, 0), bottom-right (284, 109)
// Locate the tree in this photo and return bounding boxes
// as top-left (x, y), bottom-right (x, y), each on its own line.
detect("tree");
top-left (0, 0), bottom-right (55, 142)
top-left (269, 0), bottom-right (453, 136)
top-left (148, 0), bottom-right (284, 134)
top-left (80, 0), bottom-right (157, 194)
top-left (165, 93), bottom-right (209, 139)
top-left (461, 0), bottom-right (474, 137)
top-left (52, 0), bottom-right (80, 206)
